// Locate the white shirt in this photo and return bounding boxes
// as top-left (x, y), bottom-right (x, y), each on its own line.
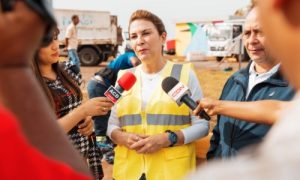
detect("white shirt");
top-left (107, 64), bottom-right (209, 144)
top-left (65, 23), bottom-right (78, 50)
top-left (246, 62), bottom-right (280, 98)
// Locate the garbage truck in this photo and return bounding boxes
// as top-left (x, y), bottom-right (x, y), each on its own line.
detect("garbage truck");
top-left (54, 9), bottom-right (123, 66)
top-left (206, 19), bottom-right (249, 62)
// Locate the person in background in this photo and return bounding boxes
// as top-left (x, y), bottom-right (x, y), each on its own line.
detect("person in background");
top-left (187, 0), bottom-right (300, 179)
top-left (87, 46), bottom-right (140, 164)
top-left (107, 9), bottom-right (209, 180)
top-left (0, 1), bottom-right (91, 179)
top-left (65, 15), bottom-right (80, 71)
top-left (33, 28), bottom-right (113, 180)
top-left (206, 8), bottom-right (294, 160)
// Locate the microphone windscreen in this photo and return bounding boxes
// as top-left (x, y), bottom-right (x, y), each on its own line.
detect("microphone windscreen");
top-left (161, 76), bottom-right (179, 93)
top-left (117, 71), bottom-right (137, 91)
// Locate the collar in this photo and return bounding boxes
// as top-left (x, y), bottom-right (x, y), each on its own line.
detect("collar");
top-left (233, 61), bottom-right (288, 89)
top-left (249, 61), bottom-right (281, 77)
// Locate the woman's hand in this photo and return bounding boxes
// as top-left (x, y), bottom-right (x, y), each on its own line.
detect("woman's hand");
top-left (78, 116), bottom-right (94, 137)
top-left (80, 97), bottom-right (114, 117)
top-left (111, 129), bottom-right (147, 149)
top-left (130, 133), bottom-right (170, 154)
top-left (59, 97), bottom-right (113, 133)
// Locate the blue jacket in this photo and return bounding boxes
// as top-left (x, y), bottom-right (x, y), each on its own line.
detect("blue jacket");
top-left (207, 62), bottom-right (295, 160)
top-left (107, 51), bottom-right (136, 70)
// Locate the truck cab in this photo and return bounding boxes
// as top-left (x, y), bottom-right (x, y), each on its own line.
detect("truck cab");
top-left (206, 20), bottom-right (249, 62)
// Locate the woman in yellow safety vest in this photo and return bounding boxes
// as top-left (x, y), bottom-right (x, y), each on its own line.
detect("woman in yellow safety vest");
top-left (107, 9), bottom-right (209, 180)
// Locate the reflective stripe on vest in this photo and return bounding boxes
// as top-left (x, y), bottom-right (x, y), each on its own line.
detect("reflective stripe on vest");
top-left (171, 64), bottom-right (183, 80)
top-left (147, 114), bottom-right (190, 125)
top-left (119, 114), bottom-right (141, 127)
top-left (119, 114), bottom-right (191, 127)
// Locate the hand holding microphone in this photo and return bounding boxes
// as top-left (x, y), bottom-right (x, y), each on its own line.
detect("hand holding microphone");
top-left (104, 71), bottom-right (137, 103)
top-left (194, 98), bottom-right (221, 117)
top-left (161, 76), bottom-right (210, 121)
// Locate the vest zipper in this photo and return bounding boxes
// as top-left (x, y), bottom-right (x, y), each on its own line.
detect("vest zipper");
top-left (229, 81), bottom-right (267, 149)
top-left (229, 80), bottom-right (246, 150)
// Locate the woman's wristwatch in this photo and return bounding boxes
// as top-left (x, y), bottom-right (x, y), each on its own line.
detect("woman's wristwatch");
top-left (165, 130), bottom-right (178, 147)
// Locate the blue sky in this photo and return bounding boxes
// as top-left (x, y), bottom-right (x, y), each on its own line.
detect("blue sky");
top-left (53, 0), bottom-right (250, 39)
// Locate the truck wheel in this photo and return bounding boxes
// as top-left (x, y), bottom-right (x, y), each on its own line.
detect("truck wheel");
top-left (78, 47), bottom-right (101, 66)
top-left (234, 54), bottom-right (239, 62)
top-left (242, 50), bottom-right (250, 61)
top-left (216, 56), bottom-right (223, 62)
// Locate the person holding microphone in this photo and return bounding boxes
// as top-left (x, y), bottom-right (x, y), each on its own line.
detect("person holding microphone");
top-left (32, 28), bottom-right (113, 179)
top-left (188, 1), bottom-right (300, 179)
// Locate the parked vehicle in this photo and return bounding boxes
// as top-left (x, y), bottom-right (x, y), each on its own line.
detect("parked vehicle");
top-left (165, 40), bottom-right (176, 55)
top-left (206, 19), bottom-right (249, 62)
top-left (54, 9), bottom-right (123, 66)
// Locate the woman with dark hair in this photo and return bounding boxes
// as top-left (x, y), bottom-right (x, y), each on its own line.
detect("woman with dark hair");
top-left (32, 29), bottom-right (113, 180)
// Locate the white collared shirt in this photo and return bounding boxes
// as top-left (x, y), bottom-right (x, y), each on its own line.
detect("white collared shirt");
top-left (65, 23), bottom-right (78, 50)
top-left (246, 61), bottom-right (280, 98)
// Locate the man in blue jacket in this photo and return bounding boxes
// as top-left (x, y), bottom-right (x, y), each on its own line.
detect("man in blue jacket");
top-left (207, 8), bottom-right (295, 160)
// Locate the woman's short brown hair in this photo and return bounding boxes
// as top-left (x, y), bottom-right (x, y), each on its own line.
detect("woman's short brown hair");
top-left (128, 9), bottom-right (166, 35)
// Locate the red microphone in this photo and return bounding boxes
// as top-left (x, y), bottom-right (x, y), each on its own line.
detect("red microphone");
top-left (104, 71), bottom-right (136, 103)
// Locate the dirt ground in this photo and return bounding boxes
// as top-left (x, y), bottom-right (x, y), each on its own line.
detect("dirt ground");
top-left (80, 58), bottom-right (248, 179)
top-left (80, 58), bottom-right (247, 97)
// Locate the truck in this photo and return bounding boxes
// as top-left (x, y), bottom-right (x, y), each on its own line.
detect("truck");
top-left (54, 9), bottom-right (123, 66)
top-left (206, 19), bottom-right (249, 62)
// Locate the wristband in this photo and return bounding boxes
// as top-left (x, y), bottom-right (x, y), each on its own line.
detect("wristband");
top-left (165, 130), bottom-right (178, 147)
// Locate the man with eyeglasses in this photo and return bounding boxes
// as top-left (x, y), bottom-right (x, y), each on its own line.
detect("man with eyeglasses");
top-left (206, 7), bottom-right (294, 160)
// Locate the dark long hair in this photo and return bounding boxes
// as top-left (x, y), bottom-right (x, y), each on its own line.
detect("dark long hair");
top-left (32, 29), bottom-right (82, 113)
top-left (32, 57), bottom-right (82, 113)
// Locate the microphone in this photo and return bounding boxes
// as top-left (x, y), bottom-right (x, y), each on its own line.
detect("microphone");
top-left (104, 71), bottom-right (136, 103)
top-left (161, 76), bottom-right (210, 121)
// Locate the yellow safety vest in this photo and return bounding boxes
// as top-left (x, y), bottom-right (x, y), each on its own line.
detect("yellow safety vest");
top-left (114, 61), bottom-right (196, 180)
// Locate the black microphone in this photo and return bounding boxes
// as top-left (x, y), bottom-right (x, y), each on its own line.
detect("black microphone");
top-left (161, 76), bottom-right (210, 121)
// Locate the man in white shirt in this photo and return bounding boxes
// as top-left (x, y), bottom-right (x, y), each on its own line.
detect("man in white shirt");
top-left (206, 7), bottom-right (294, 160)
top-left (65, 15), bottom-right (80, 70)
top-left (187, 0), bottom-right (300, 179)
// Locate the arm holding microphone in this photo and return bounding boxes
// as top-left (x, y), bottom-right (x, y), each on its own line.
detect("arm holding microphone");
top-left (193, 98), bottom-right (289, 125)
top-left (58, 97), bottom-right (113, 133)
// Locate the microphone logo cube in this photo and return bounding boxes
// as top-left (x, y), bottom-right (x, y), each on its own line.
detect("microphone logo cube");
top-left (171, 84), bottom-right (185, 98)
top-left (104, 86), bottom-right (122, 103)
top-left (167, 82), bottom-right (190, 106)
